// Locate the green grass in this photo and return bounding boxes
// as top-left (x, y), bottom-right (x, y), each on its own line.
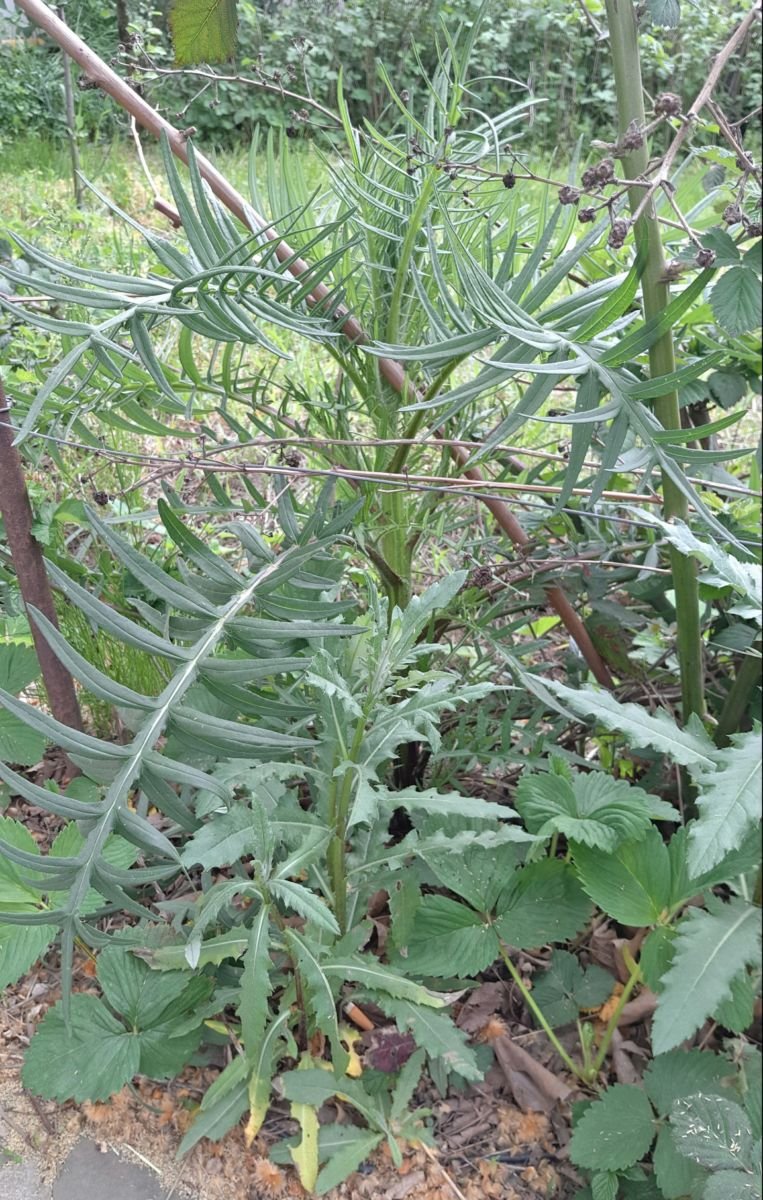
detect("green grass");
top-left (0, 134), bottom-right (326, 273)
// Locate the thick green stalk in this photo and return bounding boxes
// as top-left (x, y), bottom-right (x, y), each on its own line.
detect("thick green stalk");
top-left (328, 712), bottom-right (369, 932)
top-left (715, 644), bottom-right (761, 746)
top-left (604, 0), bottom-right (705, 721)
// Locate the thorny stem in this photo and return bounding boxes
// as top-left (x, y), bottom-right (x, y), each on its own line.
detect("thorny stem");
top-left (328, 709), bottom-right (369, 933)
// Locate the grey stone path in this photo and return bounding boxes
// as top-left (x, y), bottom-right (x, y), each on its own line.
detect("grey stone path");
top-left (53, 1142), bottom-right (166, 1200)
top-left (1, 1135), bottom-right (183, 1200)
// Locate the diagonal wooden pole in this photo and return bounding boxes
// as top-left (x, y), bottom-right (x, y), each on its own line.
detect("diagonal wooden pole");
top-left (13, 0), bottom-right (614, 689)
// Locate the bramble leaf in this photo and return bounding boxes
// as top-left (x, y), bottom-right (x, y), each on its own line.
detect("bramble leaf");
top-left (573, 826), bottom-right (671, 926)
top-left (168, 0), bottom-right (238, 65)
top-left (515, 769), bottom-right (674, 851)
top-left (569, 1085), bottom-right (656, 1170)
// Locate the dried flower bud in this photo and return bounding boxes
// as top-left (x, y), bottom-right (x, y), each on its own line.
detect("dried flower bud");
top-left (723, 203), bottom-right (743, 225)
top-left (695, 247), bottom-right (717, 268)
top-left (285, 126), bottom-right (298, 139)
top-left (608, 218), bottom-right (630, 249)
top-left (400, 90), bottom-right (410, 103)
top-left (654, 92), bottom-right (682, 117)
top-left (558, 185), bottom-right (581, 205)
top-left (581, 165), bottom-right (599, 189)
top-left (660, 259), bottom-right (685, 282)
top-left (502, 171), bottom-right (517, 189)
top-left (744, 221), bottom-right (763, 239)
top-left (595, 157), bottom-right (615, 184)
top-left (467, 565), bottom-right (493, 591)
top-left (578, 206), bottom-right (597, 223)
top-left (283, 449), bottom-right (303, 468)
top-left (92, 491), bottom-right (109, 507)
top-left (617, 122), bottom-right (645, 153)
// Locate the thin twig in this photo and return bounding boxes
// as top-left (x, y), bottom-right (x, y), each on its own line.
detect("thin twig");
top-left (418, 1142), bottom-right (470, 1200)
top-left (575, 0), bottom-right (607, 40)
top-left (132, 61), bottom-right (343, 128)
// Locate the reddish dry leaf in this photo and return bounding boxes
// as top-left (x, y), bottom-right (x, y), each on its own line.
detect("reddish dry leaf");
top-left (492, 1036), bottom-right (573, 1113)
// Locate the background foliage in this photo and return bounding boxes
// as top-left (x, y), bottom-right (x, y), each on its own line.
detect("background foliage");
top-left (1, 0), bottom-right (761, 148)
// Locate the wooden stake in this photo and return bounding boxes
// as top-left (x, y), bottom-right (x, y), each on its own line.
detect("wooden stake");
top-left (0, 379), bottom-right (83, 733)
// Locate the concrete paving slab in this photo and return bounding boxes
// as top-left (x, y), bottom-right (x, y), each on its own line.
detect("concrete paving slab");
top-left (52, 1142), bottom-right (164, 1200)
top-left (0, 1156), bottom-right (51, 1200)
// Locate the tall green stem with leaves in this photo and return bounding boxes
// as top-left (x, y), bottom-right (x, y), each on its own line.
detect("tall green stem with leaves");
top-left (604, 0), bottom-right (705, 721)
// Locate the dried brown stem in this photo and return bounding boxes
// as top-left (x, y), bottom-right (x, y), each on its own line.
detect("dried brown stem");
top-left (0, 380), bottom-right (83, 733)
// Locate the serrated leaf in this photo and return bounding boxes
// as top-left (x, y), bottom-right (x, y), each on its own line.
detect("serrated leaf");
top-left (653, 1124), bottom-right (708, 1199)
top-left (286, 932), bottom-right (348, 1073)
top-left (378, 998), bottom-right (483, 1081)
top-left (169, 0), bottom-right (238, 65)
top-left (289, 1059), bottom-right (320, 1193)
top-left (644, 1050), bottom-right (735, 1116)
top-left (279, 1070), bottom-right (386, 1133)
top-left (323, 958), bottom-right (446, 1007)
top-left (647, 0), bottom-right (681, 27)
top-left (22, 994), bottom-right (140, 1102)
top-left (0, 922), bottom-right (57, 991)
top-left (97, 945), bottom-right (191, 1029)
top-left (244, 1009), bottom-right (291, 1144)
top-left (714, 968), bottom-right (757, 1034)
top-left (0, 814), bottom-right (44, 903)
top-left (688, 731), bottom-right (762, 878)
top-left (532, 949), bottom-right (613, 1027)
top-left (238, 907), bottom-right (271, 1055)
top-left (417, 837), bottom-right (520, 912)
top-left (181, 805), bottom-right (260, 870)
top-left (573, 825), bottom-right (672, 926)
top-left (528, 676), bottom-right (716, 769)
top-left (314, 1127), bottom-right (383, 1195)
top-left (591, 1172), bottom-right (619, 1200)
top-left (399, 895), bottom-right (496, 978)
top-left (570, 1085), bottom-right (656, 1170)
top-left (640, 926), bottom-right (677, 992)
top-left (0, 708), bottom-right (45, 767)
top-left (495, 859), bottom-right (592, 949)
top-left (270, 880), bottom-right (340, 936)
top-left (702, 1170), bottom-right (762, 1200)
top-left (515, 770), bottom-right (674, 852)
top-left (139, 930), bottom-right (249, 971)
top-left (671, 1094), bottom-right (756, 1171)
top-left (652, 898), bottom-right (762, 1054)
top-left (0, 644), bottom-right (40, 694)
top-left (711, 267), bottom-right (762, 337)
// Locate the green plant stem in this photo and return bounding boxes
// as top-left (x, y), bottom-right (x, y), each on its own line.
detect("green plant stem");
top-left (388, 358), bottom-right (469, 476)
top-left (604, 0), bottom-right (704, 722)
top-left (588, 952), bottom-right (641, 1081)
top-left (385, 172), bottom-right (438, 347)
top-left (328, 711), bottom-right (369, 932)
top-left (496, 936), bottom-right (586, 1081)
top-left (715, 644), bottom-right (761, 746)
